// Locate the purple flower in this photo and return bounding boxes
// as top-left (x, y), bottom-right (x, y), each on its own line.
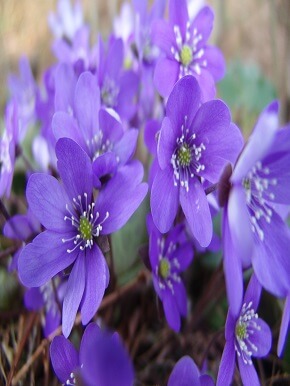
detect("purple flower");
top-left (278, 293), bottom-right (290, 357)
top-left (50, 322), bottom-right (134, 386)
top-left (150, 75), bottom-right (243, 246)
top-left (96, 35), bottom-right (139, 122)
top-left (52, 70), bottom-right (138, 184)
top-left (148, 215), bottom-right (193, 331)
top-left (217, 275), bottom-right (272, 386)
top-left (0, 101), bottom-right (19, 198)
top-left (18, 138), bottom-right (147, 337)
top-left (168, 356), bottom-right (214, 386)
top-left (220, 100), bottom-right (290, 316)
top-left (152, 0), bottom-right (225, 101)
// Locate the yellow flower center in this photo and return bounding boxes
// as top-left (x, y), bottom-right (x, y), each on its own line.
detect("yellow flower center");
top-left (180, 45), bottom-right (193, 67)
top-left (158, 258), bottom-right (171, 279)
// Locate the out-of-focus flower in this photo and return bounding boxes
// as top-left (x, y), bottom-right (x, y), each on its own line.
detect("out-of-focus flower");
top-left (217, 275), bottom-right (272, 386)
top-left (152, 0), bottom-right (225, 100)
top-left (147, 215), bottom-right (193, 331)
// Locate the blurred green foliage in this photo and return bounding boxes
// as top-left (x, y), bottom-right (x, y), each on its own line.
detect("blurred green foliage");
top-left (218, 60), bottom-right (277, 136)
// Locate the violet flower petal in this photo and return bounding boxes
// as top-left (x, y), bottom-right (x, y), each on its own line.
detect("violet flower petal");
top-left (216, 340), bottom-right (235, 386)
top-left (168, 356), bottom-right (200, 386)
top-left (278, 294), bottom-right (290, 357)
top-left (237, 356), bottom-right (260, 386)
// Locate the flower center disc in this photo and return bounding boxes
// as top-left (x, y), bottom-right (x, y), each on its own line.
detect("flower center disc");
top-left (180, 45), bottom-right (193, 67)
top-left (235, 321), bottom-right (247, 340)
top-left (79, 216), bottom-right (93, 241)
top-left (178, 144), bottom-right (191, 167)
top-left (158, 258), bottom-right (171, 279)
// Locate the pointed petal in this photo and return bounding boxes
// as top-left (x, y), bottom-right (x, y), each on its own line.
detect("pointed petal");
top-left (50, 336), bottom-right (79, 383)
top-left (62, 254), bottom-right (86, 337)
top-left (81, 245), bottom-right (109, 325)
top-left (151, 167), bottom-right (179, 233)
top-left (180, 178), bottom-right (212, 248)
top-left (18, 231), bottom-right (76, 287)
top-left (168, 356), bottom-right (200, 386)
top-left (27, 173), bottom-right (68, 232)
top-left (98, 108), bottom-right (123, 144)
top-left (216, 341), bottom-right (235, 386)
top-left (56, 138), bottom-right (93, 201)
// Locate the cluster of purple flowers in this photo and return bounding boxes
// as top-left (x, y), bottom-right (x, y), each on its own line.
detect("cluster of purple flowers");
top-left (1, 0), bottom-right (290, 384)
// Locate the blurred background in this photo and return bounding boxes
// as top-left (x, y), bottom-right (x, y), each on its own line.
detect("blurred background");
top-left (1, 0), bottom-right (290, 131)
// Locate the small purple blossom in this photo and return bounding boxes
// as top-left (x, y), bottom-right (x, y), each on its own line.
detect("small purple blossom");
top-left (168, 355), bottom-right (214, 386)
top-left (50, 322), bottom-right (134, 386)
top-left (152, 0), bottom-right (225, 100)
top-left (148, 215), bottom-right (193, 331)
top-left (150, 75), bottom-right (243, 246)
top-left (18, 138), bottom-right (147, 337)
top-left (217, 275), bottom-right (272, 386)
top-left (220, 100), bottom-right (290, 316)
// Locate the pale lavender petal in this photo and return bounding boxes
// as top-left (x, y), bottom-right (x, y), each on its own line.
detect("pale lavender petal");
top-left (151, 167), bottom-right (179, 233)
top-left (3, 214), bottom-right (38, 241)
top-left (27, 173), bottom-right (68, 232)
top-left (179, 178), bottom-right (212, 248)
top-left (54, 63), bottom-right (76, 113)
top-left (168, 356), bottom-right (200, 386)
top-left (50, 335), bottom-right (79, 383)
top-left (81, 245), bottom-right (109, 325)
top-left (278, 294), bottom-right (290, 357)
top-left (237, 357), bottom-right (260, 386)
top-left (18, 231), bottom-right (77, 287)
top-left (223, 206), bottom-right (243, 317)
top-left (98, 108), bottom-right (123, 144)
top-left (144, 119), bottom-right (160, 155)
top-left (154, 58), bottom-right (179, 98)
top-left (216, 341), bottom-right (235, 386)
top-left (227, 186), bottom-right (253, 268)
top-left (195, 70), bottom-right (215, 102)
top-left (232, 101), bottom-right (279, 183)
top-left (56, 138), bottom-right (93, 201)
top-left (62, 254), bottom-right (86, 337)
